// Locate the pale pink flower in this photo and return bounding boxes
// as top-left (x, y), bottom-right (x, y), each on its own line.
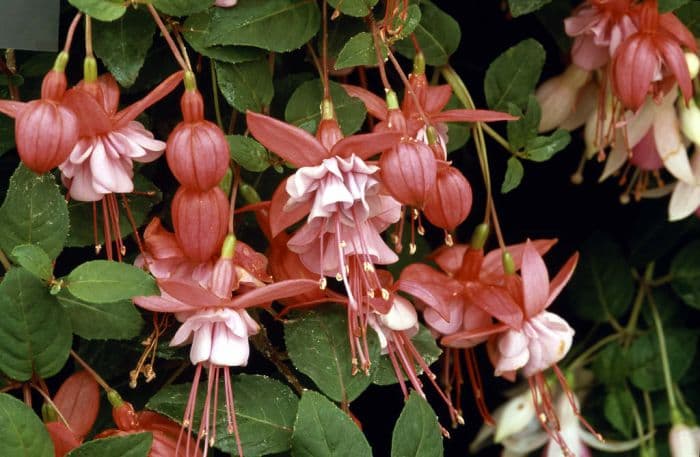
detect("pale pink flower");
top-left (669, 423), bottom-right (700, 457)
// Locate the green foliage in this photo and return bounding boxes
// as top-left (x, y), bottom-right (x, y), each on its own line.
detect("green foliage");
top-left (68, 0), bottom-right (126, 22)
top-left (508, 0), bottom-right (553, 17)
top-left (227, 135), bottom-right (271, 172)
top-left (627, 328), bottom-right (698, 391)
top-left (501, 156), bottom-right (524, 194)
top-left (0, 164), bottom-right (69, 259)
top-left (67, 433), bottom-right (152, 457)
top-left (147, 375), bottom-right (298, 456)
top-left (676, 2), bottom-right (700, 35)
top-left (391, 392), bottom-right (443, 457)
top-left (659, 0), bottom-right (691, 12)
top-left (394, 1), bottom-right (461, 66)
top-left (10, 244), bottom-right (52, 281)
top-left (372, 324), bottom-right (442, 386)
top-left (604, 388), bottom-right (636, 437)
top-left (291, 391), bottom-right (372, 457)
top-left (484, 39), bottom-right (546, 111)
top-left (334, 32), bottom-right (387, 70)
top-left (284, 306), bottom-right (378, 402)
top-left (671, 240), bottom-right (700, 309)
top-left (216, 59), bottom-right (274, 113)
top-left (0, 268), bottom-right (72, 380)
top-left (152, 0), bottom-right (210, 16)
top-left (196, 0), bottom-right (321, 52)
top-left (0, 116), bottom-right (14, 156)
top-left (568, 233), bottom-right (634, 322)
top-left (184, 12), bottom-right (266, 64)
top-left (56, 290), bottom-right (144, 340)
top-left (327, 0), bottom-right (378, 17)
top-left (0, 393), bottom-right (54, 457)
top-left (93, 9), bottom-right (155, 88)
top-left (285, 79), bottom-right (367, 135)
top-left (65, 260), bottom-right (159, 304)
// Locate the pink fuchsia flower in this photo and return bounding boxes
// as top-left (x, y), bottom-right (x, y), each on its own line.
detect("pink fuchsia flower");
top-left (60, 71), bottom-right (183, 201)
top-left (134, 235), bottom-right (318, 456)
top-left (564, 0), bottom-right (636, 71)
top-left (246, 102), bottom-right (403, 370)
top-left (535, 65), bottom-right (592, 132)
top-left (669, 150), bottom-right (700, 221)
top-left (611, 0), bottom-right (697, 111)
top-left (0, 52), bottom-right (79, 174)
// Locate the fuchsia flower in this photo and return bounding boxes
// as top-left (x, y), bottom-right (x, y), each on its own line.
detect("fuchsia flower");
top-left (611, 0), bottom-right (697, 111)
top-left (0, 52), bottom-right (79, 174)
top-left (565, 0), bottom-right (636, 71)
top-left (246, 102), bottom-right (404, 370)
top-left (135, 234), bottom-right (318, 456)
top-left (60, 71), bottom-right (183, 201)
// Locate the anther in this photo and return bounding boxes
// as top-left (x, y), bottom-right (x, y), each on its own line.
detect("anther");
top-left (319, 277), bottom-right (327, 290)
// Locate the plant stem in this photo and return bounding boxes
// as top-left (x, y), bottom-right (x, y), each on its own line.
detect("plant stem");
top-left (643, 389), bottom-right (656, 452)
top-left (481, 123), bottom-right (514, 153)
top-left (646, 289), bottom-right (680, 418)
top-left (0, 248), bottom-right (11, 272)
top-left (624, 264), bottom-right (654, 346)
top-left (568, 332), bottom-right (623, 370)
top-left (209, 59), bottom-right (224, 130)
top-left (70, 350), bottom-right (112, 392)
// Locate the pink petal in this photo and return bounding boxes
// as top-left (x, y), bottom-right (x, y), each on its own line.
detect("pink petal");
top-left (269, 178), bottom-right (313, 238)
top-left (228, 279), bottom-right (319, 309)
top-left (331, 131), bottom-right (402, 160)
top-left (133, 295), bottom-right (200, 313)
top-left (613, 36), bottom-right (657, 110)
top-left (0, 100), bottom-right (25, 118)
top-left (423, 84), bottom-right (453, 114)
top-left (157, 279), bottom-right (224, 307)
top-left (481, 239), bottom-right (557, 281)
top-left (441, 322), bottom-right (509, 347)
top-left (342, 84), bottom-right (388, 120)
top-left (657, 36), bottom-right (693, 104)
top-left (430, 109), bottom-right (518, 123)
top-left (463, 282), bottom-right (524, 329)
top-left (246, 111), bottom-right (328, 166)
top-left (544, 253), bottom-right (579, 308)
top-left (430, 244), bottom-right (468, 275)
top-left (114, 71), bottom-right (184, 126)
top-left (521, 240), bottom-right (550, 318)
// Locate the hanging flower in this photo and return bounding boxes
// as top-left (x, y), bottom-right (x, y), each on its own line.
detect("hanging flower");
top-left (0, 52), bottom-right (79, 174)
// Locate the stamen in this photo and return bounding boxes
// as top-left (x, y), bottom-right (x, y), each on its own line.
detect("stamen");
top-left (319, 277), bottom-right (327, 290)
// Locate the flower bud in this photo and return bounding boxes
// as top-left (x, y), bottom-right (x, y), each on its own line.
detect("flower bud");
top-left (380, 138), bottom-right (437, 208)
top-left (536, 65), bottom-right (590, 132)
top-left (171, 186), bottom-right (230, 262)
top-left (669, 423), bottom-right (700, 457)
top-left (166, 89), bottom-right (230, 190)
top-left (680, 98), bottom-right (700, 146)
top-left (423, 165), bottom-right (473, 232)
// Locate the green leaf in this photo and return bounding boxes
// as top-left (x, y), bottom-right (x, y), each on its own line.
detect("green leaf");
top-left (152, 0), bottom-right (210, 16)
top-left (506, 96), bottom-right (540, 151)
top-left (291, 391), bottom-right (372, 457)
top-left (484, 39), bottom-right (546, 111)
top-left (0, 393), bottom-right (54, 457)
top-left (0, 115), bottom-right (14, 156)
top-left (66, 260), bottom-right (159, 304)
top-left (67, 433), bottom-right (152, 457)
top-left (68, 0), bottom-right (126, 22)
top-left (65, 173), bottom-right (161, 248)
top-left (184, 12), bottom-right (266, 64)
top-left (628, 328), bottom-right (698, 391)
top-left (0, 164), bottom-right (69, 259)
top-left (285, 79), bottom-right (367, 136)
top-left (501, 156), bottom-right (524, 194)
top-left (0, 268), bottom-right (72, 381)
top-left (676, 3), bottom-right (700, 35)
top-left (604, 388), bottom-right (635, 438)
top-left (56, 290), bottom-right (144, 340)
top-left (671, 240), bottom-right (700, 309)
top-left (391, 391), bottom-right (443, 457)
top-left (10, 245), bottom-right (52, 281)
top-left (389, 4), bottom-right (422, 42)
top-left (394, 1), bottom-right (460, 66)
top-left (523, 128), bottom-right (570, 162)
top-left (284, 306), bottom-right (378, 402)
top-left (226, 135), bottom-right (270, 172)
top-left (567, 232), bottom-right (634, 322)
top-left (659, 0), bottom-right (690, 13)
top-left (216, 59), bottom-right (274, 113)
top-left (592, 342), bottom-right (628, 386)
top-left (372, 324), bottom-right (441, 386)
top-left (93, 9), bottom-right (155, 88)
top-left (203, 0), bottom-right (321, 52)
top-left (327, 0), bottom-right (378, 17)
top-left (334, 32), bottom-right (387, 70)
top-left (147, 375), bottom-right (298, 456)
top-left (508, 0), bottom-right (553, 17)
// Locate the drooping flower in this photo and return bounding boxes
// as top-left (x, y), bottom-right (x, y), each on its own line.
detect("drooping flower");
top-left (668, 150), bottom-right (700, 221)
top-left (0, 52), bottom-right (79, 174)
top-left (134, 234), bottom-right (318, 456)
top-left (246, 100), bottom-right (404, 370)
top-left (564, 0), bottom-right (636, 71)
top-left (536, 65), bottom-right (592, 132)
top-left (166, 73), bottom-right (230, 191)
top-left (60, 68), bottom-right (183, 201)
top-left (611, 0), bottom-right (697, 111)
top-left (669, 423), bottom-right (700, 457)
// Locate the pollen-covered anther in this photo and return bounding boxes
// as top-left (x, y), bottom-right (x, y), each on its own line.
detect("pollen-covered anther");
top-left (335, 272), bottom-right (343, 281)
top-left (381, 288), bottom-right (390, 300)
top-left (339, 240), bottom-right (347, 248)
top-left (367, 289), bottom-right (375, 298)
top-left (128, 370), bottom-right (138, 389)
top-left (409, 243), bottom-right (417, 255)
top-left (411, 208), bottom-right (420, 220)
top-left (94, 244), bottom-right (102, 254)
top-left (456, 414), bottom-right (465, 425)
top-left (144, 365), bottom-right (156, 382)
top-left (363, 262), bottom-right (375, 272)
top-left (444, 233), bottom-right (454, 246)
top-left (319, 277), bottom-right (327, 290)
top-left (416, 224), bottom-right (425, 236)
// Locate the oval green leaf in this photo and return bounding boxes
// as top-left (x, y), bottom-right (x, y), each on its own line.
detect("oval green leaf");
top-left (66, 432), bottom-right (152, 457)
top-left (56, 290), bottom-right (144, 341)
top-left (215, 59), bottom-right (274, 113)
top-left (10, 244), bottom-right (53, 282)
top-left (394, 1), bottom-right (461, 66)
top-left (65, 260), bottom-right (159, 304)
top-left (391, 391), bottom-right (443, 457)
top-left (0, 393), bottom-right (54, 457)
top-left (68, 0), bottom-right (126, 22)
top-left (226, 135), bottom-right (271, 172)
top-left (484, 39), bottom-right (546, 111)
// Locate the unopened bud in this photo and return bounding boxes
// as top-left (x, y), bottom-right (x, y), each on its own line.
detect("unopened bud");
top-left (470, 223), bottom-right (489, 249)
top-left (239, 182), bottom-right (261, 204)
top-left (679, 98), bottom-right (700, 146)
top-left (686, 52), bottom-right (699, 79)
top-left (41, 403), bottom-right (58, 423)
top-left (502, 251), bottom-right (515, 275)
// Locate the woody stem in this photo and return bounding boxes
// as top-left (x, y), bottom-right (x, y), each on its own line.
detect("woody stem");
top-left (0, 247), bottom-right (11, 271)
top-left (147, 4), bottom-right (189, 71)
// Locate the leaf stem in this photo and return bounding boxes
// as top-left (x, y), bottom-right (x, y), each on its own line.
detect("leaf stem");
top-left (481, 123), bottom-right (514, 153)
top-left (0, 247), bottom-right (11, 272)
top-left (147, 4), bottom-right (189, 71)
top-left (567, 332), bottom-right (623, 371)
top-left (209, 59), bottom-right (224, 130)
top-left (70, 350), bottom-right (112, 393)
top-left (624, 264), bottom-right (653, 346)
